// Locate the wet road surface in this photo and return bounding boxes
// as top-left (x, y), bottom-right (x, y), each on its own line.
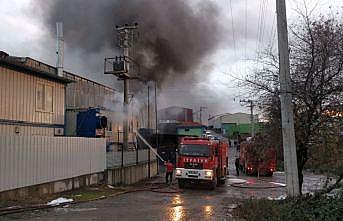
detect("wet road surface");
top-left (0, 177), bottom-right (281, 221)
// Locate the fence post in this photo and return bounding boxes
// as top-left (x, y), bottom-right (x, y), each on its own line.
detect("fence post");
top-left (121, 143), bottom-right (124, 185)
top-left (148, 147), bottom-right (151, 178)
top-left (136, 145), bottom-right (139, 165)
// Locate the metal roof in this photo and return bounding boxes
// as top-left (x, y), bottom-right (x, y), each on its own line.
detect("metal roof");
top-left (0, 55), bottom-right (72, 84)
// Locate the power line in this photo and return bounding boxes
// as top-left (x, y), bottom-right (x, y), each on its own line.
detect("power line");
top-left (257, 0), bottom-right (268, 60)
top-left (228, 0), bottom-right (237, 57)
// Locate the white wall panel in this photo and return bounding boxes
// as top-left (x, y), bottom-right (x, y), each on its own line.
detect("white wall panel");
top-left (0, 66), bottom-right (65, 125)
top-left (0, 136), bottom-right (106, 192)
top-left (0, 124), bottom-right (54, 136)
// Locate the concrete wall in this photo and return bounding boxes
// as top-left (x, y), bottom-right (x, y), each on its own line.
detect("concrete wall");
top-left (0, 172), bottom-right (104, 201)
top-left (0, 160), bottom-right (157, 200)
top-left (107, 160), bottom-right (158, 185)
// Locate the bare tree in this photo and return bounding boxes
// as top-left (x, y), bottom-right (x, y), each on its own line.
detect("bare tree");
top-left (246, 13), bottom-right (343, 193)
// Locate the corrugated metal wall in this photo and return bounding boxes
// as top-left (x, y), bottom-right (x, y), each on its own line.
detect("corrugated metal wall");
top-left (0, 136), bottom-right (106, 192)
top-left (0, 124), bottom-right (54, 136)
top-left (65, 74), bottom-right (116, 110)
top-left (0, 66), bottom-right (65, 125)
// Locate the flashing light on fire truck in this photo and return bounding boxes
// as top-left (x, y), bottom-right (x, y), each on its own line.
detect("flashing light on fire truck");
top-left (176, 169), bottom-right (182, 176)
top-left (205, 170), bottom-right (213, 178)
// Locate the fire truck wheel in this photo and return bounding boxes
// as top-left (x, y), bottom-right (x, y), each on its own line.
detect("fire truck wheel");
top-left (266, 172), bottom-right (273, 177)
top-left (219, 177), bottom-right (226, 184)
top-left (209, 178), bottom-right (217, 190)
top-left (178, 179), bottom-right (185, 189)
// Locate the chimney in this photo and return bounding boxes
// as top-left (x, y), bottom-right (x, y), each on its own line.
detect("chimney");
top-left (56, 22), bottom-right (64, 77)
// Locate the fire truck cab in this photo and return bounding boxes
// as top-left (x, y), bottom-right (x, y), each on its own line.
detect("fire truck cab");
top-left (175, 137), bottom-right (228, 189)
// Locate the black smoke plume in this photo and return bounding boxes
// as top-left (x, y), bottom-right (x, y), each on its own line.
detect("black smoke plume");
top-left (40, 0), bottom-right (221, 83)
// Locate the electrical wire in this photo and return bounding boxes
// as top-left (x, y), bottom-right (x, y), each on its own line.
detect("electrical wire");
top-left (228, 0), bottom-right (237, 58)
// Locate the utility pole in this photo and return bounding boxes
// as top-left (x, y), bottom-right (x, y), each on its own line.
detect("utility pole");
top-left (147, 85), bottom-right (150, 128)
top-left (147, 84), bottom-right (151, 178)
top-left (104, 23), bottom-right (138, 150)
top-left (249, 100), bottom-right (255, 137)
top-left (56, 22), bottom-right (64, 77)
top-left (276, 0), bottom-right (300, 197)
top-left (240, 99), bottom-right (255, 137)
top-left (154, 80), bottom-right (159, 173)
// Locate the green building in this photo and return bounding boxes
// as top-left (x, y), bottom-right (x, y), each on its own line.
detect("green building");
top-left (176, 122), bottom-right (205, 137)
top-left (222, 123), bottom-right (262, 137)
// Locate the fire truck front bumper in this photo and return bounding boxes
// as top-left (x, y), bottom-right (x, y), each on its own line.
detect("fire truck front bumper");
top-left (175, 168), bottom-right (214, 180)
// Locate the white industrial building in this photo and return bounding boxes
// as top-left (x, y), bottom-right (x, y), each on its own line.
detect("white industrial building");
top-left (208, 112), bottom-right (258, 130)
top-left (0, 51), bottom-right (156, 151)
top-left (0, 52), bottom-right (71, 136)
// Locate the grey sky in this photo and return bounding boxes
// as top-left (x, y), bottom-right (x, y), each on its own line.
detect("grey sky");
top-left (1, 0), bottom-right (342, 120)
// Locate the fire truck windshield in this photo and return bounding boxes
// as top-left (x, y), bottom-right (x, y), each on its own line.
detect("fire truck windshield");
top-left (179, 144), bottom-right (210, 157)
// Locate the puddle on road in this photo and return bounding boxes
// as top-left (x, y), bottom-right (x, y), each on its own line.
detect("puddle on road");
top-left (203, 205), bottom-right (214, 217)
top-left (169, 205), bottom-right (185, 221)
top-left (227, 178), bottom-right (247, 184)
top-left (171, 194), bottom-right (184, 206)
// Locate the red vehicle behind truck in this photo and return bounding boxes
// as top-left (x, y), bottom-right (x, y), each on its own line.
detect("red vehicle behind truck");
top-left (239, 141), bottom-right (276, 176)
top-left (175, 137), bottom-right (228, 189)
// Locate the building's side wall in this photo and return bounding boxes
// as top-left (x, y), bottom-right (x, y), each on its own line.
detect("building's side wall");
top-left (0, 124), bottom-right (54, 136)
top-left (0, 136), bottom-right (106, 193)
top-left (65, 75), bottom-right (116, 110)
top-left (0, 66), bottom-right (65, 136)
top-left (222, 123), bottom-right (263, 137)
top-left (222, 123), bottom-right (236, 137)
top-left (221, 113), bottom-right (258, 124)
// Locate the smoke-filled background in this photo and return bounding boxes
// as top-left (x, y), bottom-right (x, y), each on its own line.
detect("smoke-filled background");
top-left (39, 0), bottom-right (221, 84)
top-left (2, 0), bottom-right (337, 120)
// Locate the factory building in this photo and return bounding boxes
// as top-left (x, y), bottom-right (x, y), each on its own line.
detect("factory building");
top-left (158, 106), bottom-right (193, 123)
top-left (0, 52), bottom-right (71, 136)
top-left (208, 112), bottom-right (261, 139)
top-left (0, 51), bottom-right (158, 151)
top-left (64, 72), bottom-right (119, 141)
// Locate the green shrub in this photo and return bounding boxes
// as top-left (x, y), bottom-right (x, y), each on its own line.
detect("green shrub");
top-left (233, 195), bottom-right (343, 221)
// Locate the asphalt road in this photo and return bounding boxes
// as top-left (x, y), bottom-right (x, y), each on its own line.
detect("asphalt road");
top-left (1, 147), bottom-right (327, 221)
top-left (0, 177), bottom-right (282, 221)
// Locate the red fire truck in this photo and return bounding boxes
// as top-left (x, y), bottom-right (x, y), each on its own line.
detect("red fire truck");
top-left (175, 137), bottom-right (228, 189)
top-left (239, 141), bottom-right (276, 176)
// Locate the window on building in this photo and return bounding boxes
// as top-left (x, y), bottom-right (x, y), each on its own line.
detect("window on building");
top-left (36, 83), bottom-right (53, 112)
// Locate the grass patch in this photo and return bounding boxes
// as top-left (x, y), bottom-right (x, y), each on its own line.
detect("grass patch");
top-left (0, 185), bottom-right (127, 208)
top-left (61, 186), bottom-right (126, 202)
top-left (233, 195), bottom-right (343, 221)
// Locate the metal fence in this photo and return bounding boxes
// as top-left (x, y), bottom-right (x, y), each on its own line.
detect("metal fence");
top-left (0, 136), bottom-right (106, 192)
top-left (106, 148), bottom-right (157, 168)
